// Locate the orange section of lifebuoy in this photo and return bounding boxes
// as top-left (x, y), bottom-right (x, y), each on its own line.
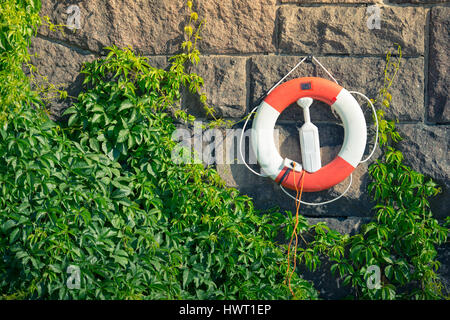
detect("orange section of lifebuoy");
top-left (264, 77), bottom-right (342, 113)
top-left (264, 77), bottom-right (355, 192)
top-left (275, 156), bottom-right (354, 192)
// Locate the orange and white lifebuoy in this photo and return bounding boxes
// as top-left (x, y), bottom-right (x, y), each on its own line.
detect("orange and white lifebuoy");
top-left (251, 77), bottom-right (367, 192)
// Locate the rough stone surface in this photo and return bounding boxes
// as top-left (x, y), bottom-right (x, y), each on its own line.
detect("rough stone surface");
top-left (38, 0), bottom-right (277, 55)
top-left (281, 0), bottom-right (377, 2)
top-left (306, 217), bottom-right (371, 236)
top-left (299, 256), bottom-right (354, 299)
top-left (182, 56), bottom-right (247, 118)
top-left (27, 36), bottom-right (97, 119)
top-left (437, 243), bottom-right (450, 295)
top-left (38, 0), bottom-right (187, 55)
top-left (250, 56), bottom-right (425, 122)
top-left (278, 6), bottom-right (426, 56)
top-left (397, 124), bottom-right (449, 218)
top-left (27, 36), bottom-right (168, 119)
top-left (390, 0), bottom-right (448, 3)
top-left (195, 0), bottom-right (277, 53)
top-left (428, 7), bottom-right (450, 123)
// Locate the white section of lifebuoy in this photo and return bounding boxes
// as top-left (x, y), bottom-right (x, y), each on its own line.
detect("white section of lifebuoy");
top-left (250, 101), bottom-right (284, 179)
top-left (251, 89), bottom-right (367, 185)
top-left (332, 89), bottom-right (367, 168)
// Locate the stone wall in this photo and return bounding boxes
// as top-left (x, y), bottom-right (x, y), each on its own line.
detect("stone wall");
top-left (27, 0), bottom-right (450, 298)
top-left (31, 0), bottom-right (448, 222)
top-left (28, 0), bottom-right (449, 299)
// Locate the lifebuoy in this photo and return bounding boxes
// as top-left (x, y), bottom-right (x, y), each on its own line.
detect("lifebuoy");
top-left (251, 77), bottom-right (367, 192)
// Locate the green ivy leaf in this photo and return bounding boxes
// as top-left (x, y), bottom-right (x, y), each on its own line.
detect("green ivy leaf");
top-left (118, 100), bottom-right (134, 113)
